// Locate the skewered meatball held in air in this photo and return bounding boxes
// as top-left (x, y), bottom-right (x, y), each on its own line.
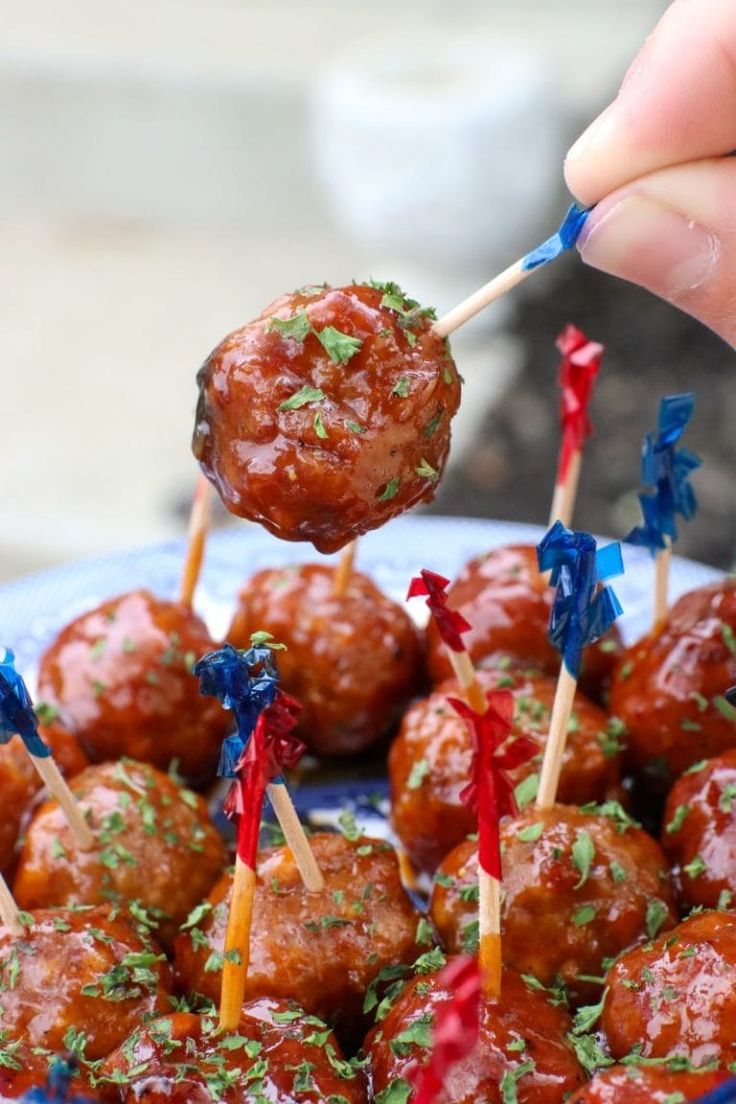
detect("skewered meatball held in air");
top-left (100, 1003), bottom-right (368, 1103)
top-left (601, 910), bottom-right (736, 1067)
top-left (390, 665), bottom-right (624, 872)
top-left (0, 721), bottom-right (87, 877)
top-left (568, 1066), bottom-right (732, 1103)
top-left (366, 962), bottom-right (586, 1104)
top-left (13, 759), bottom-right (227, 947)
top-left (424, 544), bottom-right (622, 703)
top-left (610, 578), bottom-right (736, 782)
top-left (175, 831), bottom-right (420, 1045)
top-left (192, 282), bottom-right (461, 553)
top-left (0, 905), bottom-right (172, 1060)
top-left (37, 590), bottom-right (230, 784)
top-left (430, 803), bottom-right (676, 1005)
top-left (662, 750), bottom-right (736, 912)
top-left (228, 564), bottom-right (420, 756)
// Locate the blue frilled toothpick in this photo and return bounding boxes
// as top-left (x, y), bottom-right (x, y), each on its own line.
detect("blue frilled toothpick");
top-left (535, 522), bottom-right (624, 808)
top-left (432, 203), bottom-right (589, 338)
top-left (0, 648), bottom-right (94, 851)
top-left (626, 393), bottom-right (701, 631)
top-left (693, 1078), bottom-right (736, 1104)
top-left (20, 1057), bottom-right (96, 1103)
top-left (195, 641), bottom-right (323, 893)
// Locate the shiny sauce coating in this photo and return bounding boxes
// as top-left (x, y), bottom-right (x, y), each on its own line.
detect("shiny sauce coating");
top-left (567, 1065), bottom-right (731, 1103)
top-left (0, 724), bottom-right (87, 878)
top-left (99, 1003), bottom-right (367, 1103)
top-left (193, 283), bottom-right (461, 553)
top-left (38, 590), bottom-right (230, 784)
top-left (228, 563), bottom-right (420, 756)
top-left (602, 910), bottom-right (736, 1067)
top-left (610, 579), bottom-right (736, 780)
top-left (430, 804), bottom-right (676, 1005)
top-left (424, 544), bottom-right (621, 703)
top-left (662, 750), bottom-right (736, 911)
top-left (389, 665), bottom-right (623, 872)
top-left (366, 963), bottom-right (586, 1104)
top-left (174, 832), bottom-right (420, 1045)
top-left (13, 759), bottom-right (227, 948)
top-left (0, 905), bottom-right (172, 1060)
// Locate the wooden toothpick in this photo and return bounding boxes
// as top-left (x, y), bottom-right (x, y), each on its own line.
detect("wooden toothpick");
top-left (181, 475), bottom-right (212, 609)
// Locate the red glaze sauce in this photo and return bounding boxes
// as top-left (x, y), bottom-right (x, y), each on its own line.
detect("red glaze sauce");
top-left (0, 724), bottom-right (87, 878)
top-left (367, 962), bottom-right (586, 1104)
top-left (38, 590), bottom-right (229, 784)
top-left (610, 579), bottom-right (736, 781)
top-left (193, 283), bottom-right (461, 553)
top-left (100, 1003), bottom-right (367, 1103)
top-left (430, 804), bottom-right (677, 1006)
top-left (568, 1065), bottom-right (731, 1103)
top-left (389, 666), bottom-right (623, 872)
top-left (662, 750), bottom-right (736, 911)
top-left (424, 545), bottom-right (622, 703)
top-left (602, 910), bottom-right (736, 1067)
top-left (0, 905), bottom-right (172, 1060)
top-left (174, 832), bottom-right (420, 1046)
top-left (13, 759), bottom-right (226, 948)
top-left (228, 563), bottom-right (420, 756)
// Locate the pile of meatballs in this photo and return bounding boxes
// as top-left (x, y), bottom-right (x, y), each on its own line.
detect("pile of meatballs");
top-left (2, 533), bottom-right (736, 1104)
top-left (2, 285), bottom-right (735, 1104)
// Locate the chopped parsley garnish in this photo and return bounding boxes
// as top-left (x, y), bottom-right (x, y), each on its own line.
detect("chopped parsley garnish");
top-left (572, 830), bottom-right (596, 888)
top-left (572, 905), bottom-right (597, 927)
top-left (392, 376), bottom-right (410, 398)
top-left (278, 385), bottom-right (325, 412)
top-left (378, 477), bottom-right (400, 501)
top-left (313, 411), bottom-right (328, 439)
top-left (269, 310), bottom-right (311, 342)
top-left (665, 805), bottom-right (689, 834)
top-left (415, 458), bottom-right (438, 480)
top-left (646, 898), bottom-right (670, 939)
top-left (316, 326), bottom-right (362, 365)
top-left (406, 759), bottom-right (430, 790)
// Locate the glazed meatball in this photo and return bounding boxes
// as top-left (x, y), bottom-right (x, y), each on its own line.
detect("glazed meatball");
top-left (175, 832), bottom-right (420, 1043)
top-left (37, 590), bottom-right (230, 783)
top-left (390, 665), bottom-right (624, 872)
top-left (0, 722), bottom-right (87, 877)
top-left (430, 803), bottom-right (676, 1005)
top-left (662, 751), bottom-right (736, 912)
top-left (610, 579), bottom-right (736, 782)
top-left (227, 563), bottom-right (420, 756)
top-left (366, 962), bottom-right (586, 1104)
top-left (602, 910), bottom-right (736, 1067)
top-left (0, 905), bottom-right (172, 1060)
top-left (100, 1003), bottom-right (367, 1103)
top-left (13, 759), bottom-right (226, 947)
top-left (568, 1065), bottom-right (732, 1103)
top-left (192, 282), bottom-right (461, 553)
top-left (424, 544), bottom-right (622, 703)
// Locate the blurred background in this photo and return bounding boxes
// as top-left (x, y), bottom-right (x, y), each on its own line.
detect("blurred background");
top-left (1, 0), bottom-right (733, 584)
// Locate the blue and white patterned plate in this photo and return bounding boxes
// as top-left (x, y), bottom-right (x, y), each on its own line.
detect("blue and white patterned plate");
top-left (0, 516), bottom-right (723, 833)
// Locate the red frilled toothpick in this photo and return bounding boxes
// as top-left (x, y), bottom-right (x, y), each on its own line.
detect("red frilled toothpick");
top-left (447, 690), bottom-right (537, 1000)
top-left (548, 324), bottom-right (604, 529)
top-left (219, 690), bottom-right (305, 1031)
top-left (406, 571), bottom-right (486, 714)
top-left (409, 956), bottom-right (482, 1104)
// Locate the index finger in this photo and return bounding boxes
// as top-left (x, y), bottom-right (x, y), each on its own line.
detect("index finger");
top-left (564, 0), bottom-right (736, 206)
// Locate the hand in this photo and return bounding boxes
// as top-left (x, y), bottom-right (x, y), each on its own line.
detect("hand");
top-left (564, 0), bottom-right (736, 346)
